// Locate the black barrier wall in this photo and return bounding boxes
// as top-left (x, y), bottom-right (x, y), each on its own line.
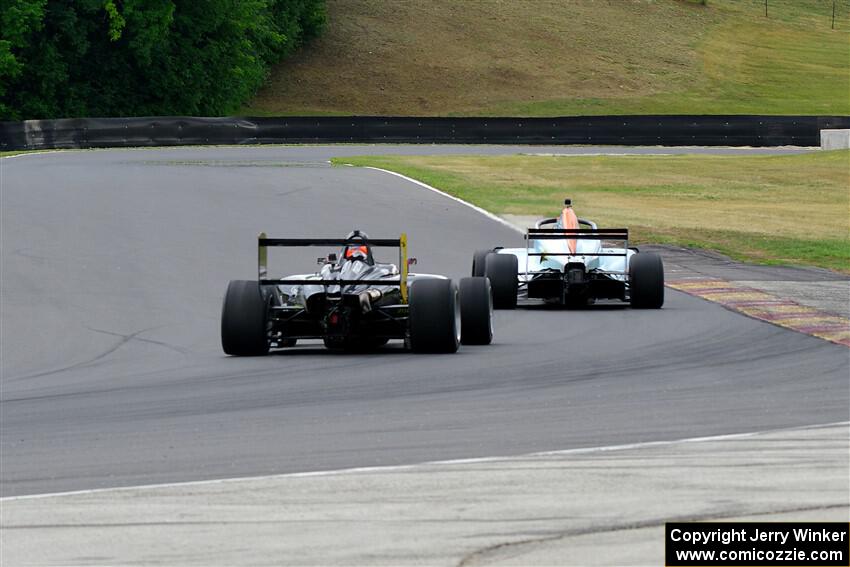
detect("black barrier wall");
top-left (1, 115), bottom-right (848, 150)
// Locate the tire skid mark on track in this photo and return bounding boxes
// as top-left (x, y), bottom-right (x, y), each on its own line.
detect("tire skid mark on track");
top-left (668, 277), bottom-right (850, 347)
top-left (3, 325), bottom-right (185, 384)
top-left (457, 502), bottom-right (850, 567)
top-left (5, 327), bottom-right (157, 383)
top-left (86, 326), bottom-right (190, 356)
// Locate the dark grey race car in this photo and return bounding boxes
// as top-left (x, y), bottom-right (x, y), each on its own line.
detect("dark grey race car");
top-left (221, 230), bottom-right (493, 355)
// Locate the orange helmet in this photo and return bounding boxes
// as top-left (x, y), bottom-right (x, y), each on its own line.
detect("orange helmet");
top-left (341, 230), bottom-right (374, 264)
top-left (344, 245), bottom-right (369, 259)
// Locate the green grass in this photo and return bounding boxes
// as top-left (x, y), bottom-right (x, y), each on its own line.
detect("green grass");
top-left (0, 150), bottom-right (50, 157)
top-left (332, 150), bottom-right (850, 273)
top-left (247, 0), bottom-right (850, 116)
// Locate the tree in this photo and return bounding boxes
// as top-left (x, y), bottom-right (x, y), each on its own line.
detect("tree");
top-left (0, 0), bottom-right (326, 119)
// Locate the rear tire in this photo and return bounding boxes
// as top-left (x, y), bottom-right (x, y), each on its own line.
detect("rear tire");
top-left (629, 253), bottom-right (665, 309)
top-left (221, 280), bottom-right (270, 356)
top-left (471, 249), bottom-right (491, 277)
top-left (459, 277), bottom-right (493, 345)
top-left (409, 278), bottom-right (460, 353)
top-left (485, 253), bottom-right (518, 309)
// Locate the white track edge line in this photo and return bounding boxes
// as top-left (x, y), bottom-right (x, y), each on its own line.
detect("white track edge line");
top-left (3, 420), bottom-right (847, 502)
top-left (362, 166), bottom-right (524, 235)
top-left (1, 150), bottom-right (67, 160)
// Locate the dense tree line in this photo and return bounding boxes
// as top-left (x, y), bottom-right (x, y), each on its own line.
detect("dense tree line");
top-left (0, 0), bottom-right (325, 120)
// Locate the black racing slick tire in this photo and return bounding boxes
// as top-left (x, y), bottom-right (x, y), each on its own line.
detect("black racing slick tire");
top-left (221, 280), bottom-right (270, 356)
top-left (629, 252), bottom-right (665, 309)
top-left (485, 253), bottom-right (518, 309)
top-left (409, 278), bottom-right (460, 353)
top-left (459, 277), bottom-right (493, 345)
top-left (471, 249), bottom-right (491, 277)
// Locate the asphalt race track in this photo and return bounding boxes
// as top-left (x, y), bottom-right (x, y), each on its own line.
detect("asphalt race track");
top-left (1, 145), bottom-right (846, 497)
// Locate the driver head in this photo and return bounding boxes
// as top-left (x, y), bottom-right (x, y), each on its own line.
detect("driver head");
top-left (341, 230), bottom-right (373, 265)
top-left (343, 244), bottom-right (370, 262)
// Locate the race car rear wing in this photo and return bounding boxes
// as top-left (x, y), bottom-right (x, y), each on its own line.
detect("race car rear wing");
top-left (257, 232), bottom-right (411, 302)
top-left (525, 227), bottom-right (629, 257)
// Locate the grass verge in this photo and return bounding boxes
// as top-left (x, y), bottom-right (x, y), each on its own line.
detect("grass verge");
top-left (0, 150), bottom-right (63, 157)
top-left (332, 150), bottom-right (850, 273)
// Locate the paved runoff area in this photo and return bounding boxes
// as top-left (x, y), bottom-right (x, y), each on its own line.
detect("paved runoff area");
top-left (2, 423), bottom-right (846, 566)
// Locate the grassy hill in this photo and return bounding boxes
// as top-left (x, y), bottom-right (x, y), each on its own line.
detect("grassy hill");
top-left (246, 0), bottom-right (850, 116)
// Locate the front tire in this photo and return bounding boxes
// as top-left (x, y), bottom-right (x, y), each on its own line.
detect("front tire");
top-left (409, 278), bottom-right (460, 353)
top-left (485, 253), bottom-right (518, 309)
top-left (221, 280), bottom-right (270, 356)
top-left (459, 277), bottom-right (493, 345)
top-left (471, 249), bottom-right (491, 277)
top-left (629, 253), bottom-right (665, 309)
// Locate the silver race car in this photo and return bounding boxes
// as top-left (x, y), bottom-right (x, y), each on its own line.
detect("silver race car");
top-left (222, 230), bottom-right (493, 355)
top-left (472, 199), bottom-right (664, 309)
